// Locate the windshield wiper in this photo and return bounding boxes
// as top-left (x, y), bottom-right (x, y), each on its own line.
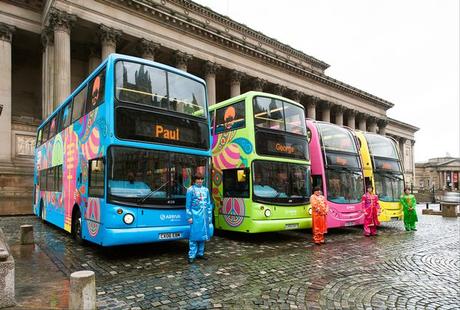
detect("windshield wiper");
top-left (138, 180), bottom-right (170, 205)
top-left (379, 172), bottom-right (403, 181)
top-left (329, 166), bottom-right (361, 175)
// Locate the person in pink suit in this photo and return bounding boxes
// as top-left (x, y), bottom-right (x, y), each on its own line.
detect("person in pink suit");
top-left (361, 185), bottom-right (381, 236)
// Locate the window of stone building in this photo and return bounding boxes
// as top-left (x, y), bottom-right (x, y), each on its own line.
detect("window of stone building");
top-left (215, 101), bottom-right (245, 134)
top-left (86, 69), bottom-right (106, 113)
top-left (72, 85), bottom-right (88, 122)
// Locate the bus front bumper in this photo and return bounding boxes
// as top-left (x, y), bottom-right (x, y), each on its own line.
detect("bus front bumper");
top-left (379, 209), bottom-right (403, 222)
top-left (246, 217), bottom-right (312, 233)
top-left (101, 225), bottom-right (190, 246)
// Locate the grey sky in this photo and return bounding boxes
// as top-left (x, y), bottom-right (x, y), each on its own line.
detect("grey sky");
top-left (193, 0), bottom-right (459, 162)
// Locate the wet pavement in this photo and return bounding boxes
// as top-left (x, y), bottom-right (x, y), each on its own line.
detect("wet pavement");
top-left (0, 205), bottom-right (459, 310)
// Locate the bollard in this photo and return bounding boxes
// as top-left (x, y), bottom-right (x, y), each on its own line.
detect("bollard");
top-left (0, 247), bottom-right (8, 261)
top-left (69, 270), bottom-right (96, 310)
top-left (0, 228), bottom-right (16, 308)
top-left (20, 225), bottom-right (34, 245)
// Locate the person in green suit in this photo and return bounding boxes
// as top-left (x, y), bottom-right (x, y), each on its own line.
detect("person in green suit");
top-left (400, 187), bottom-right (418, 231)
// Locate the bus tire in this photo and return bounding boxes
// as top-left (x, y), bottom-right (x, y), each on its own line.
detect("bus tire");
top-left (72, 206), bottom-right (84, 245)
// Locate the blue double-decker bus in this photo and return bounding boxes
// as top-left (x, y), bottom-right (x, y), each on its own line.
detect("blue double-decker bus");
top-left (33, 54), bottom-right (211, 246)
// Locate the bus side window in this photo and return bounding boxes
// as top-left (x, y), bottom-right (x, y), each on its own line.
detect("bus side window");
top-left (60, 103), bottom-right (72, 130)
top-left (72, 85), bottom-right (88, 122)
top-left (46, 167), bottom-right (55, 192)
top-left (56, 165), bottom-right (62, 192)
top-left (43, 121), bottom-right (51, 144)
top-left (49, 116), bottom-right (58, 140)
top-left (39, 169), bottom-right (47, 191)
top-left (215, 101), bottom-right (245, 134)
top-left (36, 128), bottom-right (43, 147)
top-left (89, 158), bottom-right (105, 197)
top-left (222, 168), bottom-right (249, 198)
top-left (86, 69), bottom-right (106, 114)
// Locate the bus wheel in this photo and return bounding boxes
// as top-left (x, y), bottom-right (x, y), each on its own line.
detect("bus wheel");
top-left (72, 208), bottom-right (84, 245)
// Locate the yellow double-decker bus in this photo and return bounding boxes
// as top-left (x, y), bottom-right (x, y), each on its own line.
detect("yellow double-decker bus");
top-left (356, 132), bottom-right (405, 222)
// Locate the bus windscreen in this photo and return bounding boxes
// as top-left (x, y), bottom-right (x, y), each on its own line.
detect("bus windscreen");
top-left (115, 61), bottom-right (206, 118)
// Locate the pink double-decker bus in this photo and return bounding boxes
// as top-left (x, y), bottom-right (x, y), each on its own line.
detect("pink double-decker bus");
top-left (307, 120), bottom-right (365, 228)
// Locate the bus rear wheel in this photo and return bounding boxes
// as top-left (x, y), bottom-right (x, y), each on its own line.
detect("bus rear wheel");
top-left (72, 208), bottom-right (84, 245)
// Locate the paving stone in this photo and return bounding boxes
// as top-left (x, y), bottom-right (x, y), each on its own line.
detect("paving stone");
top-left (1, 206), bottom-right (459, 309)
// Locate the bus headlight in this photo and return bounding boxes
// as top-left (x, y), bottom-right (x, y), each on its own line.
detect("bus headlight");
top-left (308, 208), bottom-right (312, 215)
top-left (264, 209), bottom-right (271, 217)
top-left (123, 213), bottom-right (135, 225)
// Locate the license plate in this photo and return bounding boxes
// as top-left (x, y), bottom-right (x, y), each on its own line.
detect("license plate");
top-left (391, 217), bottom-right (399, 222)
top-left (159, 232), bottom-right (181, 240)
top-left (285, 223), bottom-right (299, 230)
top-left (345, 221), bottom-right (354, 227)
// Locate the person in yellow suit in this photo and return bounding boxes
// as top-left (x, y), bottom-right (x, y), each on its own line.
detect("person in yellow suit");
top-left (400, 187), bottom-right (418, 231)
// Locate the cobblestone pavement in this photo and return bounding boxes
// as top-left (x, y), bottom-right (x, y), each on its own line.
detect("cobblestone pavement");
top-left (1, 206), bottom-right (459, 310)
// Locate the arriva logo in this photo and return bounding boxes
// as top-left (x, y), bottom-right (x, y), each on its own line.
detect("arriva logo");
top-left (160, 214), bottom-right (182, 221)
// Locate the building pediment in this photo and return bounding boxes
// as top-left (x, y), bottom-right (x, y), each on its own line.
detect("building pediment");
top-left (437, 159), bottom-right (460, 168)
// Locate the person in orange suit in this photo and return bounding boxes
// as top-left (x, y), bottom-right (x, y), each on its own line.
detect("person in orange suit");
top-left (310, 186), bottom-right (329, 245)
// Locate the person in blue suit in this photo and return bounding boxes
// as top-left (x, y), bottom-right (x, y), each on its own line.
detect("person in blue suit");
top-left (186, 172), bottom-right (213, 263)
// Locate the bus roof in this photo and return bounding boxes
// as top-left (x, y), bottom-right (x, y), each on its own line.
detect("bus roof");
top-left (38, 53), bottom-right (207, 129)
top-left (209, 91), bottom-right (305, 111)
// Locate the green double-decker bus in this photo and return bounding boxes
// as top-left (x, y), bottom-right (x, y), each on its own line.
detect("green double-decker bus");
top-left (209, 91), bottom-right (311, 233)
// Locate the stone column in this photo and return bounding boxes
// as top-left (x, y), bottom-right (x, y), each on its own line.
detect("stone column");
top-left (399, 137), bottom-right (407, 171)
top-left (173, 50), bottom-right (192, 72)
top-left (41, 26), bottom-right (54, 119)
top-left (411, 140), bottom-right (416, 185)
top-left (98, 24), bottom-right (121, 60)
top-left (230, 70), bottom-right (244, 97)
top-left (346, 109), bottom-right (357, 129)
top-left (49, 9), bottom-right (75, 108)
top-left (0, 23), bottom-right (14, 162)
top-left (320, 101), bottom-right (331, 123)
top-left (273, 85), bottom-right (287, 97)
top-left (306, 96), bottom-right (319, 120)
top-left (87, 45), bottom-right (100, 74)
top-left (252, 78), bottom-right (266, 92)
top-left (378, 119), bottom-right (388, 135)
top-left (204, 61), bottom-right (220, 106)
top-left (289, 90), bottom-right (302, 103)
top-left (334, 105), bottom-right (344, 126)
top-left (368, 116), bottom-right (378, 133)
top-left (138, 39), bottom-right (160, 62)
top-left (438, 171), bottom-right (443, 189)
top-left (357, 112), bottom-right (367, 131)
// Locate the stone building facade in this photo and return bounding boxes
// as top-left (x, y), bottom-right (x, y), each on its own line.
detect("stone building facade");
top-left (415, 157), bottom-right (460, 191)
top-left (0, 0), bottom-right (418, 214)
